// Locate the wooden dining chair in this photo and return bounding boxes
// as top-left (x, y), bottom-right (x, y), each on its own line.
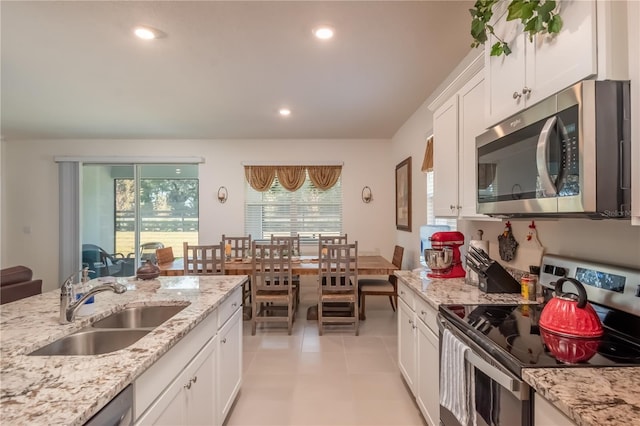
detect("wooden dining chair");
top-left (270, 234), bottom-right (301, 305)
top-left (222, 234), bottom-right (252, 312)
top-left (155, 247), bottom-right (175, 265)
top-left (221, 234), bottom-right (252, 259)
top-left (183, 242), bottom-right (225, 275)
top-left (358, 245), bottom-right (404, 320)
top-left (318, 242), bottom-right (359, 336)
top-left (251, 242), bottom-right (299, 335)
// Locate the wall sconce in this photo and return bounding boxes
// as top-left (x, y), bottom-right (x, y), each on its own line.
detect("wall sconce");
top-left (361, 186), bottom-right (373, 203)
top-left (217, 186), bottom-right (228, 203)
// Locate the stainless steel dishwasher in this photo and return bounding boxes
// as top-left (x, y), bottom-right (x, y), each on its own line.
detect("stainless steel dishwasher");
top-left (84, 384), bottom-right (133, 426)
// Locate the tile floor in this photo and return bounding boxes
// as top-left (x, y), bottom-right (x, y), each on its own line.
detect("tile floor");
top-left (224, 287), bottom-right (427, 426)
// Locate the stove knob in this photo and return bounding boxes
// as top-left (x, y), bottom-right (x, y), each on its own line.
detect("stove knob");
top-left (553, 266), bottom-right (567, 277)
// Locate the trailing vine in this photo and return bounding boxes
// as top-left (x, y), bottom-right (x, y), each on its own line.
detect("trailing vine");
top-left (470, 0), bottom-right (563, 57)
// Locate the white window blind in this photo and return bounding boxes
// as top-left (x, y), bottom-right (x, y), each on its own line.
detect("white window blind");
top-left (426, 171), bottom-right (457, 229)
top-left (244, 171), bottom-right (342, 241)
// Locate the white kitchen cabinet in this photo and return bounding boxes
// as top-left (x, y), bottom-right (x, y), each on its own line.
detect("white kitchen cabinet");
top-left (415, 297), bottom-right (440, 426)
top-left (534, 393), bottom-right (576, 426)
top-left (217, 289), bottom-right (243, 424)
top-left (397, 281), bottom-right (441, 426)
top-left (485, 0), bottom-right (599, 126)
top-left (433, 71), bottom-right (494, 219)
top-left (433, 96), bottom-right (459, 218)
top-left (137, 336), bottom-right (217, 425)
top-left (134, 285), bottom-right (244, 426)
top-left (398, 289), bottom-right (417, 393)
top-left (134, 309), bottom-right (219, 425)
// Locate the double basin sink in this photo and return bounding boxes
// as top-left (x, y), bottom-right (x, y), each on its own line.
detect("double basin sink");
top-left (29, 304), bottom-right (189, 356)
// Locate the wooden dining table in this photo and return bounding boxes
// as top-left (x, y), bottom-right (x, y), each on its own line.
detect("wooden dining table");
top-left (158, 255), bottom-right (398, 277)
top-left (158, 255), bottom-right (398, 321)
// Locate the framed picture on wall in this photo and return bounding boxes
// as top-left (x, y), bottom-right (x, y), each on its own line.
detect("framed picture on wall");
top-left (395, 157), bottom-right (412, 231)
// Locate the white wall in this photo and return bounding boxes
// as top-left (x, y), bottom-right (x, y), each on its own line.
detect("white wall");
top-left (389, 101), bottom-right (432, 270)
top-left (1, 138), bottom-right (395, 291)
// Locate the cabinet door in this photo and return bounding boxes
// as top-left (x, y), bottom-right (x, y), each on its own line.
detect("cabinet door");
top-left (526, 0), bottom-right (596, 107)
top-left (416, 319), bottom-right (440, 426)
top-left (458, 71), bottom-right (487, 218)
top-left (432, 95), bottom-right (460, 217)
top-left (534, 393), bottom-right (575, 426)
top-left (217, 308), bottom-right (242, 424)
top-left (186, 337), bottom-right (217, 426)
top-left (397, 298), bottom-right (416, 394)
top-left (136, 367), bottom-right (187, 426)
top-left (485, 7), bottom-right (526, 126)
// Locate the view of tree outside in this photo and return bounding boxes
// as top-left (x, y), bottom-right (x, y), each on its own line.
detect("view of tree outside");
top-left (115, 178), bottom-right (199, 259)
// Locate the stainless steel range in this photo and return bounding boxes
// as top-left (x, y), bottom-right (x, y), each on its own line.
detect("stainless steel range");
top-left (438, 254), bottom-right (640, 426)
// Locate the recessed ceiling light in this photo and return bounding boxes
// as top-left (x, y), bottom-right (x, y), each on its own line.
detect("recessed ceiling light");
top-left (133, 26), bottom-right (163, 40)
top-left (313, 26), bottom-right (334, 40)
top-left (279, 108), bottom-right (291, 117)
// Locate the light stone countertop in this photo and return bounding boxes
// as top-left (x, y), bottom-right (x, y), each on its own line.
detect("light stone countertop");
top-left (395, 269), bottom-right (640, 426)
top-left (523, 368), bottom-right (640, 426)
top-left (0, 275), bottom-right (247, 426)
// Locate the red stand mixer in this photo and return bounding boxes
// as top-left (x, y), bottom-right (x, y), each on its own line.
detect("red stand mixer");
top-left (426, 231), bottom-right (466, 279)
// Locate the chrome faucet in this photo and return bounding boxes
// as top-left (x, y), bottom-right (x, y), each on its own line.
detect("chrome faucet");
top-left (60, 268), bottom-right (127, 324)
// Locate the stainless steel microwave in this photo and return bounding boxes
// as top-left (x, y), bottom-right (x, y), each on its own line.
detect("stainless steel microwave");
top-left (476, 80), bottom-right (631, 219)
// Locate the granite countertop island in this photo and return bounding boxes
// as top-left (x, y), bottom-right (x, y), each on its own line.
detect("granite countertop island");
top-left (395, 269), bottom-right (640, 426)
top-left (0, 275), bottom-right (247, 425)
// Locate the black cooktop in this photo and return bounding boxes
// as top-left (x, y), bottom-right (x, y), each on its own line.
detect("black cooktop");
top-left (439, 303), bottom-right (640, 375)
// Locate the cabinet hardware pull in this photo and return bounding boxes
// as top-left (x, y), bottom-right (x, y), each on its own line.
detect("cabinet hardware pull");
top-left (421, 310), bottom-right (426, 315)
top-left (192, 376), bottom-right (198, 384)
top-left (450, 204), bottom-right (456, 210)
top-left (232, 302), bottom-right (237, 307)
top-left (222, 338), bottom-right (227, 344)
top-left (184, 381), bottom-right (192, 390)
top-left (513, 91), bottom-right (522, 99)
top-left (522, 87), bottom-right (531, 95)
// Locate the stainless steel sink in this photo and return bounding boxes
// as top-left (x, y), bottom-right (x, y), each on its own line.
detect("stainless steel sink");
top-left (29, 329), bottom-right (151, 356)
top-left (91, 304), bottom-right (189, 329)
top-left (29, 303), bottom-right (190, 356)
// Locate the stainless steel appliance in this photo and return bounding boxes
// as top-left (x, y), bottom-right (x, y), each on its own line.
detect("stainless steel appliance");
top-left (438, 255), bottom-right (640, 426)
top-left (476, 80), bottom-right (631, 219)
top-left (84, 384), bottom-right (133, 425)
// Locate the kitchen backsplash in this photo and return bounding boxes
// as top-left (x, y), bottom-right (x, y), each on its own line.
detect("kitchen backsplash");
top-left (459, 218), bottom-right (640, 271)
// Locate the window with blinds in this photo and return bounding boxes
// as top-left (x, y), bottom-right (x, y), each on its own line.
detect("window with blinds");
top-left (244, 171), bottom-right (342, 241)
top-left (426, 171), bottom-right (457, 229)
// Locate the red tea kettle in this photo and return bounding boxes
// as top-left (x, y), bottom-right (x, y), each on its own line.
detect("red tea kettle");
top-left (539, 277), bottom-right (603, 338)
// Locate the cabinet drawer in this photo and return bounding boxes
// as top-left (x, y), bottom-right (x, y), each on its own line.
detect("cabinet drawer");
top-left (397, 282), bottom-right (415, 310)
top-left (415, 297), bottom-right (438, 335)
top-left (217, 286), bottom-right (242, 329)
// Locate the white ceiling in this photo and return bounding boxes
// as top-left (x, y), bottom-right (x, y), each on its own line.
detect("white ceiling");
top-left (1, 1), bottom-right (474, 140)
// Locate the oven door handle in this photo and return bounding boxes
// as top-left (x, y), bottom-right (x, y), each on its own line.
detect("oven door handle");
top-left (465, 349), bottom-right (520, 394)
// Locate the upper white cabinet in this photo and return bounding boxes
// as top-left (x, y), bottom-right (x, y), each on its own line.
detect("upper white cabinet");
top-left (485, 0), bottom-right (597, 126)
top-left (433, 70), bottom-right (494, 219)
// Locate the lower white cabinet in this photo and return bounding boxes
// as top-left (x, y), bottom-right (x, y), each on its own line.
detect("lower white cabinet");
top-left (534, 393), bottom-right (576, 426)
top-left (217, 306), bottom-right (242, 423)
top-left (415, 298), bottom-right (440, 426)
top-left (134, 285), bottom-right (244, 426)
top-left (137, 336), bottom-right (217, 425)
top-left (397, 281), bottom-right (441, 426)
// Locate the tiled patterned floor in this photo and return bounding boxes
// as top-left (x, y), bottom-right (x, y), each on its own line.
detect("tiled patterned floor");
top-left (225, 287), bottom-right (426, 426)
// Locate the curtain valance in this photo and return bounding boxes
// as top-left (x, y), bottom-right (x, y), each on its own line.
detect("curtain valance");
top-left (244, 165), bottom-right (342, 192)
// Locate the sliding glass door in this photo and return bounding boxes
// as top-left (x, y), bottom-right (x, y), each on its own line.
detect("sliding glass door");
top-left (81, 164), bottom-right (198, 278)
